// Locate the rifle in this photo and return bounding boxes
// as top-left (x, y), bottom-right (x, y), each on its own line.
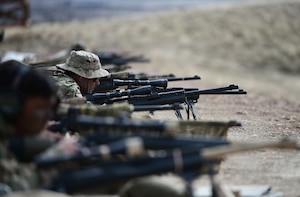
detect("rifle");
top-left (109, 84), bottom-right (245, 107)
top-left (44, 138), bottom-right (299, 193)
top-left (129, 73), bottom-right (176, 80)
top-left (57, 102), bottom-right (184, 116)
top-left (49, 110), bottom-right (239, 138)
top-left (96, 85), bottom-right (245, 120)
top-left (110, 71), bottom-right (176, 80)
top-left (102, 64), bottom-right (132, 73)
top-left (81, 120), bottom-right (240, 148)
top-left (118, 89), bottom-right (186, 120)
top-left (94, 78), bottom-right (168, 92)
top-left (85, 85), bottom-right (153, 104)
top-left (119, 85), bottom-right (245, 120)
top-left (50, 103), bottom-right (186, 133)
top-left (95, 52), bottom-right (150, 66)
top-left (184, 84), bottom-right (246, 120)
top-left (35, 135), bottom-right (231, 168)
top-left (94, 75), bottom-right (201, 92)
top-left (152, 84), bottom-right (247, 98)
top-left (49, 114), bottom-right (179, 135)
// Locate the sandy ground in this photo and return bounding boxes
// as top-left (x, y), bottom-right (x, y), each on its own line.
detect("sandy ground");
top-left (129, 66), bottom-right (300, 197)
top-left (191, 94), bottom-right (300, 196)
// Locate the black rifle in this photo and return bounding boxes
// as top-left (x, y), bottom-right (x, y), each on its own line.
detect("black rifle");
top-left (121, 85), bottom-right (246, 120)
top-left (45, 138), bottom-right (297, 193)
top-left (95, 52), bottom-right (150, 66)
top-left (94, 79), bottom-right (168, 92)
top-left (102, 64), bottom-right (132, 73)
top-left (94, 75), bottom-right (201, 92)
top-left (35, 135), bottom-right (230, 168)
top-left (133, 104), bottom-right (184, 112)
top-left (125, 90), bottom-right (186, 106)
top-left (50, 103), bottom-right (185, 132)
top-left (130, 73), bottom-right (176, 80)
top-left (48, 114), bottom-right (179, 135)
top-left (145, 84), bottom-right (247, 120)
top-left (110, 72), bottom-right (176, 80)
top-left (152, 84), bottom-right (247, 98)
top-left (98, 85), bottom-right (245, 120)
top-left (37, 120), bottom-right (241, 167)
top-left (85, 85), bottom-right (152, 104)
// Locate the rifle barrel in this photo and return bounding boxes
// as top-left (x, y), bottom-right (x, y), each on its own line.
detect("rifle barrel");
top-left (166, 75), bottom-right (201, 81)
top-left (133, 104), bottom-right (184, 112)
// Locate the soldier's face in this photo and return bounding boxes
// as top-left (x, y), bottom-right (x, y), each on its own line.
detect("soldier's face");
top-left (15, 96), bottom-right (57, 136)
top-left (77, 78), bottom-right (100, 94)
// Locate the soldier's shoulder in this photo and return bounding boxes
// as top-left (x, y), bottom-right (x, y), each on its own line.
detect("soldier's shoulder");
top-left (51, 69), bottom-right (71, 81)
top-left (53, 71), bottom-right (78, 88)
top-left (54, 75), bottom-right (82, 98)
top-left (0, 156), bottom-right (39, 191)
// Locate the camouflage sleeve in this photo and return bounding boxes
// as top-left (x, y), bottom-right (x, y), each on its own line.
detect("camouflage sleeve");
top-left (0, 145), bottom-right (39, 191)
top-left (53, 75), bottom-right (82, 99)
top-left (0, 160), bottom-right (39, 191)
top-left (59, 82), bottom-right (82, 99)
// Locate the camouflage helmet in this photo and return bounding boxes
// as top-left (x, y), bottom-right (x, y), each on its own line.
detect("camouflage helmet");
top-left (56, 50), bottom-right (109, 79)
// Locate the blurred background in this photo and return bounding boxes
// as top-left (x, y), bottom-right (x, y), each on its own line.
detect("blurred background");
top-left (0, 0), bottom-right (299, 103)
top-left (28, 0), bottom-right (260, 23)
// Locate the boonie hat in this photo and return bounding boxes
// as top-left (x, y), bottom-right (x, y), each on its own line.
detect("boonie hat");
top-left (56, 50), bottom-right (109, 79)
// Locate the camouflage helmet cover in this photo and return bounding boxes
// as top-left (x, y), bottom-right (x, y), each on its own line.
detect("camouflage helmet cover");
top-left (56, 50), bottom-right (109, 79)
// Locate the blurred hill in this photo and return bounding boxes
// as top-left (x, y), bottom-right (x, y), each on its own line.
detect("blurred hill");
top-left (28, 0), bottom-right (252, 23)
top-left (1, 0), bottom-right (300, 103)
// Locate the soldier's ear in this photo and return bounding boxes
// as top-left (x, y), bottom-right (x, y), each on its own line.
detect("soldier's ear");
top-left (74, 75), bottom-right (83, 80)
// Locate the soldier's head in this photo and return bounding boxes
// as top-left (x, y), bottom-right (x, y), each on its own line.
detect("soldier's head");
top-left (0, 60), bottom-right (58, 136)
top-left (57, 50), bottom-right (110, 94)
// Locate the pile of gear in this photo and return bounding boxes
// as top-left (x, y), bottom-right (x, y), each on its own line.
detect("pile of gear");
top-left (0, 45), bottom-right (299, 197)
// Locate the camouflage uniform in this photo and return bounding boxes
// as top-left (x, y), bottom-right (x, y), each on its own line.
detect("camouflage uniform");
top-left (52, 50), bottom-right (110, 99)
top-left (0, 113), bottom-right (189, 197)
top-left (51, 69), bottom-right (82, 99)
top-left (0, 115), bottom-right (38, 192)
top-left (0, 115), bottom-right (73, 197)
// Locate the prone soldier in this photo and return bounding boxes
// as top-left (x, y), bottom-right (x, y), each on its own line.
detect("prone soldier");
top-left (0, 60), bottom-right (189, 197)
top-left (0, 60), bottom-right (68, 196)
top-left (53, 50), bottom-right (110, 98)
